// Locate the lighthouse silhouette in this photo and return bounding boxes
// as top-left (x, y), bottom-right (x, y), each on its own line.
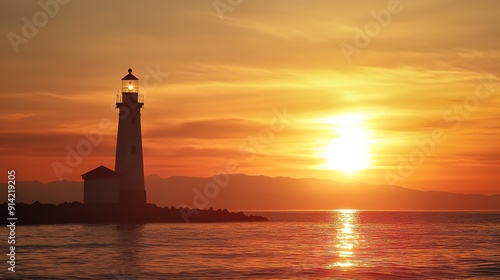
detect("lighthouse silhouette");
top-left (115, 68), bottom-right (146, 204)
top-left (82, 69), bottom-right (146, 205)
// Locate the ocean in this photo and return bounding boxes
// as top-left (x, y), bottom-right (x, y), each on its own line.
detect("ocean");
top-left (4, 211), bottom-right (500, 279)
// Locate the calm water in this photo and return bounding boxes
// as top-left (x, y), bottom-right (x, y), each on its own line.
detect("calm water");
top-left (3, 211), bottom-right (500, 279)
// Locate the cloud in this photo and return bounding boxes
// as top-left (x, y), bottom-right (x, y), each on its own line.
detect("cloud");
top-left (145, 118), bottom-right (263, 139)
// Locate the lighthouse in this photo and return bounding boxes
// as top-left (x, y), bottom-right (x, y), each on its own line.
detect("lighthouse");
top-left (115, 68), bottom-right (146, 205)
top-left (81, 69), bottom-right (146, 205)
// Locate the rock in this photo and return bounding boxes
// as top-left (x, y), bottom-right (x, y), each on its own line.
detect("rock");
top-left (0, 202), bottom-right (269, 225)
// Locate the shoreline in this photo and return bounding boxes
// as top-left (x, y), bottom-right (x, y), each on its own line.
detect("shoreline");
top-left (1, 201), bottom-right (269, 225)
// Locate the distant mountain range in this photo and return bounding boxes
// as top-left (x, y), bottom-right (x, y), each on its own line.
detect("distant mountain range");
top-left (2, 174), bottom-right (499, 210)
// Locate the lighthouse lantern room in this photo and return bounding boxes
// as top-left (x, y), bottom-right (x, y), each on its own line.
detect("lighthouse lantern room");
top-left (121, 68), bottom-right (139, 92)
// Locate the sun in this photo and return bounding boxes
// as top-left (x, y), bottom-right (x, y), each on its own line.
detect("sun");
top-left (323, 115), bottom-right (371, 173)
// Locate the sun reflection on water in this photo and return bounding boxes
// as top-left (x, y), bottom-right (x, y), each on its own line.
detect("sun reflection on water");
top-left (330, 209), bottom-right (360, 269)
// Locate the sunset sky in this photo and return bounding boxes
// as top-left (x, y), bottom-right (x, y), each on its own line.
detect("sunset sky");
top-left (1, 0), bottom-right (499, 194)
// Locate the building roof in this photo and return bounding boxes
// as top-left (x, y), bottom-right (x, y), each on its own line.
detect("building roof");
top-left (121, 68), bottom-right (138, 80)
top-left (81, 165), bottom-right (120, 180)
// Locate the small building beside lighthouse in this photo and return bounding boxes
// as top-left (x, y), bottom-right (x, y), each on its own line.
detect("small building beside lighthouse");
top-left (82, 69), bottom-right (147, 206)
top-left (82, 166), bottom-right (120, 204)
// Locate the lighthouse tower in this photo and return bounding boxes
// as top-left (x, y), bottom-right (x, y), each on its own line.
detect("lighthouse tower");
top-left (115, 68), bottom-right (146, 205)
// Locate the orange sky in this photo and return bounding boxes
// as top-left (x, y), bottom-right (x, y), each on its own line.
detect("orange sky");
top-left (1, 0), bottom-right (499, 194)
